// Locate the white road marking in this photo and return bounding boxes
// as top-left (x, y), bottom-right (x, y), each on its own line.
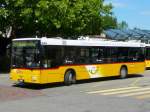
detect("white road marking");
top-left (119, 91), bottom-right (150, 97)
top-left (102, 87), bottom-right (150, 95)
top-left (87, 86), bottom-right (139, 94)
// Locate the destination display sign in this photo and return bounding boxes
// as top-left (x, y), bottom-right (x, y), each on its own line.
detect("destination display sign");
top-left (13, 41), bottom-right (38, 47)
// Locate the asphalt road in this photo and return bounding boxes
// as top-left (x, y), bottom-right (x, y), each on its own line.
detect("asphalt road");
top-left (1, 71), bottom-right (150, 112)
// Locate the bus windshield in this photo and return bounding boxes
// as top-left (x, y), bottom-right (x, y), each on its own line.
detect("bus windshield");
top-left (11, 40), bottom-right (40, 68)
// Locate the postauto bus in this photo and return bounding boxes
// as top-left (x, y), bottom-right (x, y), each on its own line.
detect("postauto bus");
top-left (145, 44), bottom-right (150, 69)
top-left (10, 37), bottom-right (145, 85)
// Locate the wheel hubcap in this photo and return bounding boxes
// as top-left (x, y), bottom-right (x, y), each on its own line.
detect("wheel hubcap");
top-left (121, 69), bottom-right (126, 78)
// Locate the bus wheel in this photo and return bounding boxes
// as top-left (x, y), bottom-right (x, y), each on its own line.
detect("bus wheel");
top-left (120, 67), bottom-right (127, 79)
top-left (64, 70), bottom-right (76, 85)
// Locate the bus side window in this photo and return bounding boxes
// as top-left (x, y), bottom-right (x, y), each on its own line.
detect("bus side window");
top-left (139, 53), bottom-right (145, 61)
top-left (90, 48), bottom-right (98, 63)
top-left (96, 48), bottom-right (104, 63)
top-left (63, 47), bottom-right (76, 64)
top-left (117, 47), bottom-right (128, 62)
top-left (136, 49), bottom-right (145, 61)
top-left (90, 47), bottom-right (104, 63)
top-left (146, 47), bottom-right (150, 60)
top-left (43, 46), bottom-right (63, 68)
top-left (110, 47), bottom-right (118, 62)
top-left (128, 48), bottom-right (144, 62)
top-left (128, 48), bottom-right (135, 61)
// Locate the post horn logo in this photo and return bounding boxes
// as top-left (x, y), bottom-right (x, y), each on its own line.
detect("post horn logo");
top-left (88, 67), bottom-right (98, 74)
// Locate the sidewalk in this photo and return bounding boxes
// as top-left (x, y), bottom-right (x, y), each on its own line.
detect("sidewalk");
top-left (0, 73), bottom-right (9, 77)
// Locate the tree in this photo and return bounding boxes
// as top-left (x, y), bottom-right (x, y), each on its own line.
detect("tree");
top-left (117, 21), bottom-right (128, 30)
top-left (101, 2), bottom-right (117, 30)
top-left (0, 0), bottom-right (117, 38)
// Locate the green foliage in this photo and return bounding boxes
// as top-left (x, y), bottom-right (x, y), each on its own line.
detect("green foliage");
top-left (0, 0), bottom-right (117, 38)
top-left (117, 21), bottom-right (128, 30)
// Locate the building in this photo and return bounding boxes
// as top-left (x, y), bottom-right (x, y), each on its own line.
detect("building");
top-left (104, 29), bottom-right (150, 43)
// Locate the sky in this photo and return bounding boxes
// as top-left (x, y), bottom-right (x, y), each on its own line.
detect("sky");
top-left (105, 0), bottom-right (150, 30)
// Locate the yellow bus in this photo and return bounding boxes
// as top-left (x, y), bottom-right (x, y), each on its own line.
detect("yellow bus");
top-left (145, 44), bottom-right (150, 69)
top-left (10, 37), bottom-right (145, 85)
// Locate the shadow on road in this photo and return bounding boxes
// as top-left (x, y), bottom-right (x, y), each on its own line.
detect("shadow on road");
top-left (12, 74), bottom-right (143, 90)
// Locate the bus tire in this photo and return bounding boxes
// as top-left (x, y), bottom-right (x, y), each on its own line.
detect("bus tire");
top-left (64, 70), bottom-right (76, 85)
top-left (120, 66), bottom-right (128, 79)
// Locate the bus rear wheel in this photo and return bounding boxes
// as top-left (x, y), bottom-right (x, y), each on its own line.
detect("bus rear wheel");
top-left (120, 67), bottom-right (128, 79)
top-left (64, 70), bottom-right (76, 85)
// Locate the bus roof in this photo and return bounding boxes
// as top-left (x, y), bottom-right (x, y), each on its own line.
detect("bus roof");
top-left (145, 44), bottom-right (150, 47)
top-left (12, 38), bottom-right (40, 41)
top-left (12, 37), bottom-right (145, 47)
